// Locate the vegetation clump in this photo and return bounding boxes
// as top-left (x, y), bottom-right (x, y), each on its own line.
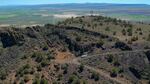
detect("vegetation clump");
top-left (91, 71), bottom-right (99, 81)
top-left (0, 68), bottom-right (7, 80)
top-left (96, 40), bottom-right (104, 48)
top-left (107, 54), bottom-right (113, 63)
top-left (33, 78), bottom-right (48, 84)
top-left (68, 75), bottom-right (80, 84)
top-left (61, 64), bottom-right (68, 74)
top-left (78, 64), bottom-right (84, 73)
top-left (24, 75), bottom-right (31, 83)
top-left (16, 64), bottom-right (33, 77)
top-left (110, 68), bottom-right (118, 77)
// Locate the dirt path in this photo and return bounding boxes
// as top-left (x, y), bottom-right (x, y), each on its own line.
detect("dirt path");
top-left (55, 49), bottom-right (150, 84)
top-left (82, 49), bottom-right (150, 59)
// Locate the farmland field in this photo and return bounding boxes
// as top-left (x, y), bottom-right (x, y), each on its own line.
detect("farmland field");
top-left (0, 3), bottom-right (150, 27)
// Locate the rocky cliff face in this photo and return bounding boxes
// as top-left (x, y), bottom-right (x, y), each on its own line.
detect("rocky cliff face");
top-left (0, 30), bottom-right (25, 48)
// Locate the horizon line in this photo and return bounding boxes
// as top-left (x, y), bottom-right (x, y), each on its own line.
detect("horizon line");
top-left (0, 2), bottom-right (150, 7)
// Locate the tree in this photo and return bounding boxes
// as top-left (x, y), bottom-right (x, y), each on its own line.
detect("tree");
top-left (127, 28), bottom-right (133, 36)
top-left (78, 64), bottom-right (84, 73)
top-left (96, 40), bottom-right (104, 48)
top-left (131, 36), bottom-right (138, 41)
top-left (41, 60), bottom-right (49, 67)
top-left (37, 65), bottom-right (42, 71)
top-left (122, 29), bottom-right (126, 35)
top-left (79, 18), bottom-right (83, 23)
top-left (35, 54), bottom-right (46, 63)
top-left (110, 68), bottom-right (118, 77)
top-left (107, 54), bottom-right (113, 63)
top-left (68, 75), bottom-right (79, 84)
top-left (91, 71), bottom-right (99, 81)
top-left (105, 27), bottom-right (110, 31)
top-left (113, 31), bottom-right (116, 35)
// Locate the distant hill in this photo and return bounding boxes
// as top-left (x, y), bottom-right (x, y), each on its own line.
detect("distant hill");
top-left (2, 3), bottom-right (150, 10)
top-left (26, 3), bottom-right (150, 9)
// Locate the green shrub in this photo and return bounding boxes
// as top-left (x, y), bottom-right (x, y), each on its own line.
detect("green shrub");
top-left (80, 79), bottom-right (88, 84)
top-left (127, 28), bottom-right (133, 36)
top-left (37, 65), bottom-right (42, 71)
top-left (57, 74), bottom-right (62, 81)
top-left (47, 54), bottom-right (54, 61)
top-left (78, 64), bottom-right (84, 73)
top-left (110, 68), bottom-right (121, 77)
top-left (40, 78), bottom-right (48, 84)
top-left (122, 29), bottom-right (126, 35)
top-left (91, 71), bottom-right (99, 81)
top-left (35, 54), bottom-right (46, 63)
top-left (68, 75), bottom-right (79, 83)
top-left (113, 61), bottom-right (120, 67)
top-left (61, 64), bottom-right (68, 74)
top-left (16, 64), bottom-right (32, 77)
top-left (113, 31), bottom-right (116, 35)
top-left (24, 75), bottom-right (30, 83)
top-left (24, 68), bottom-right (31, 74)
top-left (43, 44), bottom-right (49, 51)
top-left (20, 80), bottom-right (25, 84)
top-left (0, 68), bottom-right (7, 80)
top-left (41, 60), bottom-right (49, 67)
top-left (107, 54), bottom-right (113, 63)
top-left (32, 52), bottom-right (38, 58)
top-left (131, 36), bottom-right (138, 41)
top-left (139, 31), bottom-right (143, 35)
top-left (105, 27), bottom-right (110, 31)
top-left (32, 78), bottom-right (40, 84)
top-left (23, 64), bottom-right (31, 69)
top-left (96, 40), bottom-right (104, 48)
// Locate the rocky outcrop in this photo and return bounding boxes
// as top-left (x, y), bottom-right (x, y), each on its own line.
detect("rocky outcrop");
top-left (115, 41), bottom-right (132, 51)
top-left (0, 30), bottom-right (25, 48)
top-left (46, 28), bottom-right (94, 56)
top-left (145, 50), bottom-right (150, 62)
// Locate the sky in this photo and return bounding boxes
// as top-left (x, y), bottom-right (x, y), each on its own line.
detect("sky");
top-left (0, 0), bottom-right (150, 6)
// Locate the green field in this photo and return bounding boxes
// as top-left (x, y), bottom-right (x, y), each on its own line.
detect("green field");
top-left (0, 3), bottom-right (150, 26)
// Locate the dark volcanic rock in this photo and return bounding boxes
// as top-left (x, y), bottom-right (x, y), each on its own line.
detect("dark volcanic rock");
top-left (46, 28), bottom-right (94, 56)
top-left (0, 30), bottom-right (25, 48)
top-left (115, 41), bottom-right (132, 51)
top-left (145, 50), bottom-right (150, 62)
top-left (129, 67), bottom-right (141, 79)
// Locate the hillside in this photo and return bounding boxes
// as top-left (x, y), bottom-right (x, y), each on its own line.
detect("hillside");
top-left (0, 16), bottom-right (149, 84)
